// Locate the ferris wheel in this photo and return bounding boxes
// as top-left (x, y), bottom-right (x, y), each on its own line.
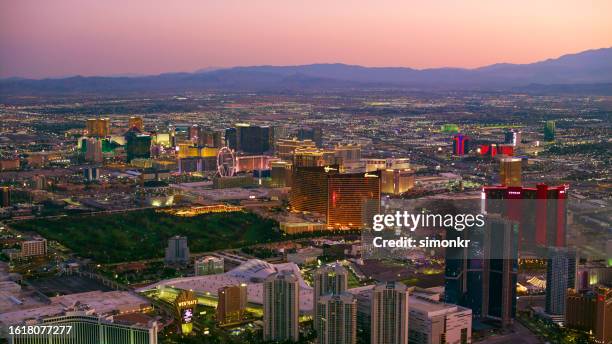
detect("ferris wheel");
top-left (217, 147), bottom-right (236, 177)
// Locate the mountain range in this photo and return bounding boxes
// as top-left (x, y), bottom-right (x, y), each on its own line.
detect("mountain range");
top-left (1, 47), bottom-right (611, 96)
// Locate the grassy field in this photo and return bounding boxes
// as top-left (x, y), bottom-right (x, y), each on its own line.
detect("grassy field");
top-left (11, 210), bottom-right (280, 263)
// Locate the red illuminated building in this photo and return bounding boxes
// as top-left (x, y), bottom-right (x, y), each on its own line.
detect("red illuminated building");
top-left (483, 184), bottom-right (568, 249)
top-left (452, 134), bottom-right (469, 156)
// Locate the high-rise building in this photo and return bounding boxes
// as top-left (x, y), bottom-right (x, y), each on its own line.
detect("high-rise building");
top-left (290, 166), bottom-right (381, 229)
top-left (314, 264), bottom-right (349, 333)
top-left (290, 165), bottom-right (339, 215)
top-left (276, 138), bottom-right (316, 161)
top-left (482, 217), bottom-right (519, 326)
top-left (545, 247), bottom-right (577, 323)
top-left (83, 138), bottom-right (103, 163)
top-left (188, 125), bottom-right (202, 145)
top-left (445, 215), bottom-right (518, 327)
top-left (334, 144), bottom-right (361, 165)
top-left (544, 120), bottom-right (556, 141)
top-left (229, 123), bottom-right (273, 155)
top-left (483, 184), bottom-right (568, 249)
top-left (225, 127), bottom-right (237, 150)
top-left (504, 129), bottom-right (521, 147)
top-left (1, 186), bottom-right (10, 207)
top-left (271, 161), bottom-right (293, 187)
top-left (86, 118), bottom-right (111, 137)
top-left (452, 134), bottom-right (469, 156)
top-left (381, 169), bottom-right (415, 195)
top-left (125, 130), bottom-right (152, 162)
top-left (195, 256), bottom-right (224, 275)
top-left (293, 148), bottom-right (337, 168)
top-left (317, 293), bottom-right (357, 344)
top-left (217, 284), bottom-right (248, 325)
top-left (371, 281), bottom-right (409, 344)
top-left (566, 286), bottom-right (612, 344)
top-left (298, 127), bottom-right (323, 148)
top-left (263, 270), bottom-right (299, 342)
top-left (408, 296), bottom-right (472, 344)
top-left (499, 157), bottom-right (522, 187)
top-left (164, 236), bottom-right (189, 264)
top-left (327, 171), bottom-right (381, 229)
top-left (129, 116), bottom-right (144, 131)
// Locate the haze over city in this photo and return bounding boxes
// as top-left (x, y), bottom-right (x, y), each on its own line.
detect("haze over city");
top-left (1, 0), bottom-right (612, 78)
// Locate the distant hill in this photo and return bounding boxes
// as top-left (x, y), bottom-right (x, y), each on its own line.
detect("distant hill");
top-left (1, 47), bottom-right (611, 96)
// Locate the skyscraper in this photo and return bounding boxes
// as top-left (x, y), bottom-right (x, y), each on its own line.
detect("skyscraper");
top-left (317, 293), bottom-right (357, 344)
top-left (164, 236), bottom-right (189, 264)
top-left (188, 124), bottom-right (202, 145)
top-left (290, 165), bottom-right (339, 215)
top-left (83, 137), bottom-right (103, 163)
top-left (334, 144), bottom-right (361, 166)
top-left (545, 247), bottom-right (577, 324)
top-left (452, 134), bottom-right (469, 156)
top-left (298, 127), bottom-right (323, 148)
top-left (86, 118), bottom-right (110, 137)
top-left (270, 161), bottom-right (293, 187)
top-left (293, 148), bottom-right (337, 168)
top-left (504, 129), bottom-right (521, 147)
top-left (327, 171), bottom-right (381, 229)
top-left (381, 169), bottom-right (415, 195)
top-left (275, 138), bottom-right (316, 161)
top-left (217, 284), bottom-right (247, 325)
top-left (483, 183), bottom-right (568, 249)
top-left (371, 281), bottom-right (409, 344)
top-left (125, 130), bottom-right (152, 162)
top-left (499, 157), bottom-right (522, 187)
top-left (129, 116), bottom-right (144, 131)
top-left (482, 216), bottom-right (519, 326)
top-left (233, 123), bottom-right (273, 155)
top-left (445, 215), bottom-right (518, 327)
top-left (314, 264), bottom-right (349, 333)
top-left (544, 120), bottom-right (556, 141)
top-left (225, 127), bottom-right (237, 150)
top-left (263, 270), bottom-right (300, 342)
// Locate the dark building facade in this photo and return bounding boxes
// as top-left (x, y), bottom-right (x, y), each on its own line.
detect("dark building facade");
top-left (445, 215), bottom-right (519, 327)
top-left (298, 127), bottom-right (323, 148)
top-left (125, 130), bottom-right (152, 162)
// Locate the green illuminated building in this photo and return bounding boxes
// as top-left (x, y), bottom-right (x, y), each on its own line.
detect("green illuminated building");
top-left (544, 120), bottom-right (555, 141)
top-left (441, 124), bottom-right (460, 133)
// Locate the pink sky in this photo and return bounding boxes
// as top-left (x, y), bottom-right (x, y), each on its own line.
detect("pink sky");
top-left (1, 0), bottom-right (611, 78)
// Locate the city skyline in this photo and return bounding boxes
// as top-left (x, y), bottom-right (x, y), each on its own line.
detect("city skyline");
top-left (1, 0), bottom-right (612, 78)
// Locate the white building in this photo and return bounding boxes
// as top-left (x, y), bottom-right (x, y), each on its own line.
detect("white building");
top-left (408, 296), bottom-right (472, 344)
top-left (263, 270), bottom-right (299, 342)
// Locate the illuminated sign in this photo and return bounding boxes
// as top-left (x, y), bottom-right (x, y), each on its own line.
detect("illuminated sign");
top-left (178, 300), bottom-right (197, 307)
top-left (182, 308), bottom-right (193, 324)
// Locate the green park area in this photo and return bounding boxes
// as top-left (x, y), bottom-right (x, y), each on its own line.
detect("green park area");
top-left (11, 210), bottom-right (280, 264)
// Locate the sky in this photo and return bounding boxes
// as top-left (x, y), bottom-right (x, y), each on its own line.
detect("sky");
top-left (1, 0), bottom-right (611, 79)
